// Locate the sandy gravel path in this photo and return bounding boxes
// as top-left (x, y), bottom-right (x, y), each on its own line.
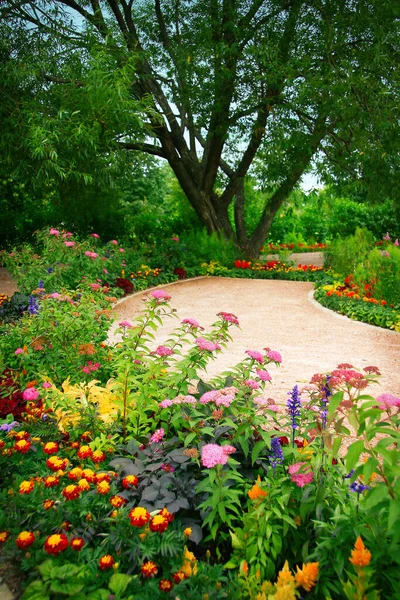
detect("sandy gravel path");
top-left (111, 277), bottom-right (400, 402)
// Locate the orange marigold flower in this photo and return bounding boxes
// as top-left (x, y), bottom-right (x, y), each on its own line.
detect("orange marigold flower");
top-left (349, 536), bottom-right (372, 567)
top-left (14, 440), bottom-right (31, 454)
top-left (184, 527), bottom-right (192, 537)
top-left (15, 431), bottom-right (30, 440)
top-left (68, 467), bottom-right (83, 480)
top-left (77, 445), bottom-right (93, 459)
top-left (43, 499), bottom-right (55, 510)
top-left (122, 474), bottom-right (139, 489)
top-left (16, 531), bottom-right (35, 549)
top-left (159, 579), bottom-right (174, 592)
top-left (44, 475), bottom-right (60, 488)
top-left (129, 507), bottom-right (150, 527)
top-left (70, 441), bottom-right (80, 449)
top-left (81, 468), bottom-right (96, 482)
top-left (19, 480), bottom-right (34, 494)
top-left (149, 514), bottom-right (169, 533)
top-left (0, 532), bottom-right (9, 543)
top-left (99, 555), bottom-right (115, 570)
top-left (92, 450), bottom-right (106, 463)
top-left (43, 442), bottom-right (59, 455)
top-left (96, 481), bottom-right (110, 495)
top-left (44, 533), bottom-right (68, 555)
top-left (80, 431), bottom-right (92, 442)
top-left (181, 547), bottom-right (198, 577)
top-left (110, 495), bottom-right (127, 508)
top-left (141, 561), bottom-right (158, 578)
top-left (61, 521), bottom-right (71, 531)
top-left (95, 472), bottom-right (111, 483)
top-left (276, 560), bottom-right (295, 587)
top-left (160, 508), bottom-right (174, 523)
top-left (248, 476), bottom-right (268, 500)
top-left (70, 537), bottom-right (85, 551)
top-left (46, 456), bottom-right (68, 471)
top-left (62, 484), bottom-right (81, 500)
top-left (172, 571), bottom-right (187, 584)
top-left (110, 510), bottom-right (119, 518)
top-left (295, 562), bottom-right (319, 591)
top-left (78, 478), bottom-right (90, 491)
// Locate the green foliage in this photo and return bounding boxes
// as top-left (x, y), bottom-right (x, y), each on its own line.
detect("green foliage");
top-left (356, 246), bottom-right (400, 305)
top-left (324, 228), bottom-right (375, 276)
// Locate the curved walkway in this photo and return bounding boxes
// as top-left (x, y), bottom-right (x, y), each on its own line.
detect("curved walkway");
top-left (111, 277), bottom-right (400, 401)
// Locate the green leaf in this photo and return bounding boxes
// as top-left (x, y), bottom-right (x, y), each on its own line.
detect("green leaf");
top-left (21, 580), bottom-right (50, 600)
top-left (345, 440), bottom-right (364, 472)
top-left (49, 580), bottom-right (84, 596)
top-left (251, 440), bottom-right (266, 465)
top-left (328, 391), bottom-right (344, 415)
top-left (50, 564), bottom-right (80, 581)
top-left (38, 559), bottom-right (54, 581)
top-left (363, 484), bottom-right (390, 509)
top-left (108, 573), bottom-right (132, 596)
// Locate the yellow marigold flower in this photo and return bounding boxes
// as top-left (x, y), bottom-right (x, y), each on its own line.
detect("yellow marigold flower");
top-left (349, 536), bottom-right (372, 567)
top-left (181, 547), bottom-right (198, 577)
top-left (184, 527), bottom-right (192, 537)
top-left (19, 480), bottom-right (34, 494)
top-left (248, 476), bottom-right (268, 500)
top-left (274, 583), bottom-right (296, 600)
top-left (96, 480), bottom-right (110, 495)
top-left (295, 562), bottom-right (319, 591)
top-left (78, 478), bottom-right (90, 491)
top-left (0, 531), bottom-right (9, 543)
top-left (276, 560), bottom-right (295, 587)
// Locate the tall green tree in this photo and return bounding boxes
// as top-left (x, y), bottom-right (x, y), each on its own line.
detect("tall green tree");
top-left (1, 1), bottom-right (399, 256)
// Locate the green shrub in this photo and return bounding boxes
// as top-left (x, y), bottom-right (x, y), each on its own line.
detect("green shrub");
top-left (324, 228), bottom-right (374, 276)
top-left (357, 246), bottom-right (400, 305)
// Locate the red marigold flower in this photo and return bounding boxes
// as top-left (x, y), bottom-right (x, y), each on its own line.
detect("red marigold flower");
top-left (77, 445), bottom-right (93, 459)
top-left (14, 440), bottom-right (31, 454)
top-left (122, 474), bottom-right (139, 489)
top-left (0, 441), bottom-right (4, 449)
top-left (92, 449), bottom-right (106, 463)
top-left (160, 508), bottom-right (174, 523)
top-left (172, 571), bottom-right (188, 584)
top-left (15, 431), bottom-right (30, 440)
top-left (43, 442), bottom-right (59, 455)
top-left (149, 514), bottom-right (169, 533)
top-left (77, 478), bottom-right (90, 491)
top-left (96, 481), bottom-right (110, 495)
top-left (44, 533), bottom-right (68, 555)
top-left (43, 499), bottom-right (55, 510)
top-left (44, 475), bottom-right (60, 488)
top-left (159, 579), bottom-right (174, 592)
top-left (16, 531), bottom-right (35, 549)
top-left (0, 532), bottom-right (9, 543)
top-left (129, 507), bottom-right (150, 527)
top-left (46, 456), bottom-right (68, 471)
top-left (80, 431), bottom-right (92, 442)
top-left (62, 484), bottom-right (81, 500)
top-left (19, 480), bottom-right (34, 494)
top-left (70, 537), bottom-right (85, 551)
top-left (110, 495), bottom-right (127, 508)
top-left (99, 555), bottom-right (115, 570)
top-left (81, 468), bottom-right (96, 482)
top-left (68, 467), bottom-right (83, 480)
top-left (95, 472), bottom-right (111, 483)
top-left (61, 521), bottom-right (71, 531)
top-left (141, 561), bottom-right (158, 578)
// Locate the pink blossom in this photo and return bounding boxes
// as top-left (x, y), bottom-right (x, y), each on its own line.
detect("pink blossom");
top-left (150, 428), bottom-right (165, 444)
top-left (89, 283), bottom-right (101, 290)
top-left (201, 443), bottom-right (235, 468)
top-left (151, 289), bottom-right (171, 301)
top-left (246, 350), bottom-right (264, 363)
top-left (119, 321), bottom-right (133, 328)
top-left (110, 240), bottom-right (118, 245)
top-left (217, 312), bottom-right (239, 325)
top-left (288, 462), bottom-right (314, 487)
top-left (22, 387), bottom-right (39, 401)
top-left (266, 349), bottom-right (282, 363)
top-left (103, 269), bottom-right (108, 274)
top-left (376, 393), bottom-right (400, 409)
top-left (243, 379), bottom-right (259, 389)
top-left (200, 390), bottom-right (220, 404)
top-left (14, 348), bottom-right (24, 355)
top-left (91, 233), bottom-right (100, 239)
top-left (64, 241), bottom-right (75, 247)
top-left (195, 337), bottom-right (221, 352)
top-left (257, 369), bottom-right (272, 382)
top-left (154, 345), bottom-right (174, 357)
top-left (182, 318), bottom-right (203, 329)
top-left (65, 232), bottom-right (73, 238)
top-left (42, 382), bottom-right (52, 389)
top-left (159, 399), bottom-right (174, 408)
top-left (382, 251), bottom-right (390, 258)
top-left (48, 292), bottom-right (61, 299)
top-left (84, 251), bottom-right (99, 259)
top-left (394, 239), bottom-right (399, 246)
top-left (172, 236), bottom-right (179, 242)
top-left (384, 232), bottom-right (391, 241)
top-left (119, 248), bottom-right (125, 253)
top-left (49, 228), bottom-right (60, 236)
top-left (81, 361), bottom-right (100, 373)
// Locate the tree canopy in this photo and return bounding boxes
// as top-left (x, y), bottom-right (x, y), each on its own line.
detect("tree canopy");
top-left (1, 1), bottom-right (399, 255)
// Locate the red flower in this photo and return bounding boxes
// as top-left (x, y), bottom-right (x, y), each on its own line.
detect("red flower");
top-left (43, 442), bottom-right (59, 455)
top-left (141, 561), bottom-right (158, 578)
top-left (0, 441), bottom-right (4, 449)
top-left (96, 481), bottom-right (110, 495)
top-left (15, 431), bottom-right (30, 440)
top-left (19, 480), bottom-right (34, 494)
top-left (110, 495), bottom-right (127, 508)
top-left (0, 531), bottom-right (10, 544)
top-left (173, 571), bottom-right (188, 584)
top-left (160, 508), bottom-right (174, 523)
top-left (44, 475), bottom-right (60, 488)
top-left (99, 555), bottom-right (115, 570)
top-left (95, 472), bottom-right (112, 483)
top-left (129, 507), bottom-right (150, 527)
top-left (70, 537), bottom-right (85, 551)
top-left (62, 484), bottom-right (81, 500)
top-left (149, 514), bottom-right (169, 533)
top-left (92, 449), bottom-right (106, 463)
top-left (16, 531), bottom-right (35, 549)
top-left (159, 579), bottom-right (174, 592)
top-left (122, 474), bottom-right (138, 489)
top-left (44, 533), bottom-right (68, 555)
top-left (77, 445), bottom-right (93, 459)
top-left (43, 499), bottom-right (55, 510)
top-left (46, 456), bottom-right (68, 471)
top-left (14, 440), bottom-right (31, 454)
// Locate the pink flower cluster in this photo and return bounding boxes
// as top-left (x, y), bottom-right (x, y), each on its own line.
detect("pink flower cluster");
top-left (119, 321), bottom-right (133, 328)
top-left (243, 379), bottom-right (259, 390)
top-left (257, 369), bottom-right (272, 382)
top-left (217, 312), bottom-right (239, 325)
top-left (110, 240), bottom-right (118, 245)
top-left (199, 387), bottom-right (239, 407)
top-left (84, 251), bottom-right (99, 260)
top-left (182, 318), bottom-right (203, 329)
top-left (151, 290), bottom-right (171, 301)
top-left (42, 382), bottom-right (52, 389)
top-left (376, 393), bottom-right (400, 410)
top-left (153, 345), bottom-right (174, 357)
top-left (195, 337), bottom-right (221, 352)
top-left (265, 349), bottom-right (282, 363)
top-left (246, 350), bottom-right (264, 363)
top-left (201, 443), bottom-right (236, 468)
top-left (159, 395), bottom-right (197, 408)
top-left (64, 241), bottom-right (75, 247)
top-left (22, 388), bottom-right (40, 401)
top-left (150, 428), bottom-right (165, 444)
top-left (89, 283), bottom-right (101, 291)
top-left (81, 361), bottom-right (101, 374)
top-left (288, 462), bottom-right (314, 487)
top-left (49, 228), bottom-right (60, 236)
top-left (91, 233), bottom-right (100, 239)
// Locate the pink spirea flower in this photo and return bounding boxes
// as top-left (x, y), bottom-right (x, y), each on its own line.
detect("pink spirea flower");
top-left (246, 350), bottom-right (264, 363)
top-left (22, 388), bottom-right (39, 401)
top-left (151, 290), bottom-right (171, 301)
top-left (266, 349), bottom-right (282, 363)
top-left (288, 462), bottom-right (314, 487)
top-left (119, 248), bottom-right (125, 253)
top-left (172, 236), bottom-right (179, 242)
top-left (42, 382), bottom-right (52, 389)
top-left (91, 233), bottom-right (100, 239)
top-left (195, 337), bottom-right (221, 352)
top-left (49, 228), bottom-right (59, 236)
top-left (82, 366), bottom-right (91, 374)
top-left (382, 251), bottom-right (390, 258)
top-left (384, 232), bottom-right (391, 241)
top-left (154, 346), bottom-right (173, 357)
top-left (150, 428), bottom-right (165, 444)
top-left (119, 321), bottom-right (133, 328)
top-left (182, 318), bottom-right (202, 329)
top-left (65, 232), bottom-right (73, 238)
top-left (89, 283), bottom-right (101, 290)
top-left (257, 369), bottom-right (272, 382)
top-left (243, 379), bottom-right (259, 389)
top-left (199, 388), bottom-right (237, 407)
top-left (84, 251), bottom-right (99, 259)
top-left (217, 312), bottom-right (239, 325)
top-left (376, 393), bottom-right (400, 409)
top-left (64, 241), bottom-right (75, 247)
top-left (81, 361), bottom-right (100, 374)
top-left (14, 348), bottom-right (24, 355)
top-left (201, 444), bottom-right (236, 468)
top-left (159, 399), bottom-right (174, 408)
top-left (394, 239), bottom-right (399, 246)
top-left (103, 269), bottom-right (108, 274)
top-left (110, 240), bottom-right (118, 245)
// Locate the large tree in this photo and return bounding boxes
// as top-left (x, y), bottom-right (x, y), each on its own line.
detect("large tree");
top-left (1, 1), bottom-right (399, 256)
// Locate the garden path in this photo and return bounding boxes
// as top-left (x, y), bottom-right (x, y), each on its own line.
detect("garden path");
top-left (111, 277), bottom-right (400, 402)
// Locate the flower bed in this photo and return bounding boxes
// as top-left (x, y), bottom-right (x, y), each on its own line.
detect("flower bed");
top-left (1, 290), bottom-right (400, 599)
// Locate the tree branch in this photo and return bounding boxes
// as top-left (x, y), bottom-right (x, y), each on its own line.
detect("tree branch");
top-left (116, 141), bottom-right (166, 158)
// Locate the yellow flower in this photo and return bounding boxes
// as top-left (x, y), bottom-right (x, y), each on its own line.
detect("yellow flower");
top-left (349, 536), bottom-right (372, 567)
top-left (295, 562), bottom-right (319, 591)
top-left (276, 561), bottom-right (295, 587)
top-left (181, 547), bottom-right (198, 577)
top-left (184, 527), bottom-right (192, 537)
top-left (274, 583), bottom-right (296, 600)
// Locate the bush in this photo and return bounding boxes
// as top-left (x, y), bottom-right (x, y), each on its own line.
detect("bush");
top-left (324, 228), bottom-right (374, 276)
